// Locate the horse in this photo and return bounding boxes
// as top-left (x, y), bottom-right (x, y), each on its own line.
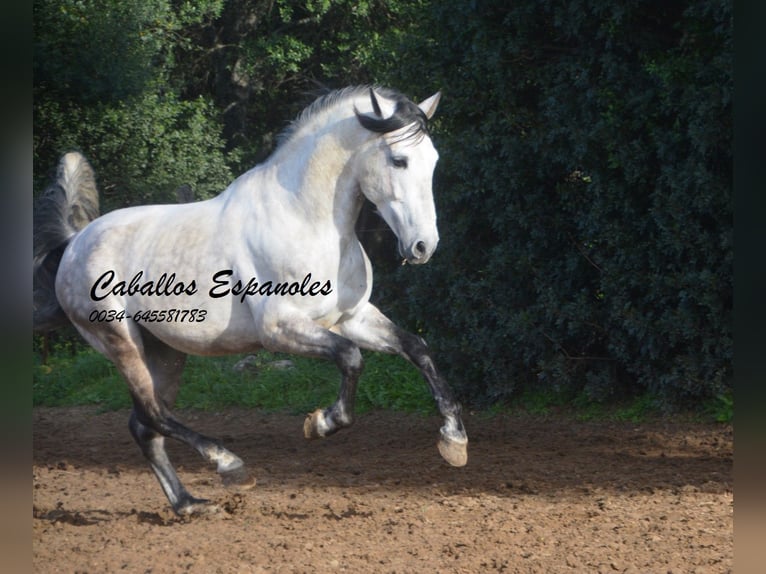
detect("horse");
top-left (33, 86), bottom-right (468, 515)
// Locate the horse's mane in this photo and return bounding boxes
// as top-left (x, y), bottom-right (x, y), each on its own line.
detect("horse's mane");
top-left (276, 85), bottom-right (429, 148)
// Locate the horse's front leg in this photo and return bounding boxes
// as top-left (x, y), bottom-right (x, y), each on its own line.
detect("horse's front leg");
top-left (333, 303), bottom-right (468, 467)
top-left (262, 316), bottom-right (363, 438)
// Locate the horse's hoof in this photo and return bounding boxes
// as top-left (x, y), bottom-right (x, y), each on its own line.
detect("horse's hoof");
top-left (438, 435), bottom-right (468, 467)
top-left (220, 465), bottom-right (256, 490)
top-left (303, 409), bottom-right (326, 439)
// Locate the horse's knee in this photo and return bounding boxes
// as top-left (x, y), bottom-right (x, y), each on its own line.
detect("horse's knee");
top-left (335, 338), bottom-right (363, 376)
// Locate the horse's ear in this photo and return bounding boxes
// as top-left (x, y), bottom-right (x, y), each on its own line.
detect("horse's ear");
top-left (418, 91), bottom-right (442, 119)
top-left (369, 88), bottom-right (383, 118)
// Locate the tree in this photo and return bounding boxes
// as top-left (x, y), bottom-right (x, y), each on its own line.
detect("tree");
top-left (33, 0), bottom-right (233, 208)
top-left (174, 0), bottom-right (425, 168)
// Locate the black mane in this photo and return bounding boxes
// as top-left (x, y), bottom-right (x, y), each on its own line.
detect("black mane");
top-left (278, 86), bottom-right (430, 147)
top-left (354, 89), bottom-right (429, 142)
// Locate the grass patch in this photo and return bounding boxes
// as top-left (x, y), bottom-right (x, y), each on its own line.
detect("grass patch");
top-left (33, 347), bottom-right (434, 415)
top-left (500, 386), bottom-right (732, 424)
top-left (567, 393), bottom-right (659, 423)
top-left (702, 391), bottom-right (733, 423)
top-left (34, 349), bottom-right (129, 411)
top-left (33, 345), bottom-right (732, 423)
top-left (175, 353), bottom-right (340, 414)
top-left (356, 352), bottom-right (434, 414)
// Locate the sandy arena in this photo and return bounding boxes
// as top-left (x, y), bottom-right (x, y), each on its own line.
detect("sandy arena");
top-left (33, 406), bottom-right (732, 573)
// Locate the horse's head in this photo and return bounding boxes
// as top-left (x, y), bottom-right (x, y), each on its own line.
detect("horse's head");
top-left (353, 88), bottom-right (441, 265)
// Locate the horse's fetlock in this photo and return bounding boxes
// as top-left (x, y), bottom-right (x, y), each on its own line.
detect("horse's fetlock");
top-left (327, 401), bottom-right (355, 429)
top-left (335, 411), bottom-right (354, 428)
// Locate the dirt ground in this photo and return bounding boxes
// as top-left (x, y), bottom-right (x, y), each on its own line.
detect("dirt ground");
top-left (33, 406), bottom-right (732, 573)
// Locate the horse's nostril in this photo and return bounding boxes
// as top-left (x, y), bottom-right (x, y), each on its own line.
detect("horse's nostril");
top-left (414, 241), bottom-right (427, 257)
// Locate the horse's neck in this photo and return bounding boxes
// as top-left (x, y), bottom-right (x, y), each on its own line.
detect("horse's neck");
top-left (265, 126), bottom-right (364, 234)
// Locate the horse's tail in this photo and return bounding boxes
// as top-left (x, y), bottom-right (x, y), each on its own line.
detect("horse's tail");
top-left (33, 152), bottom-right (100, 332)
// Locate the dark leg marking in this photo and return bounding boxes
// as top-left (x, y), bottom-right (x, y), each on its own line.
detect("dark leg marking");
top-left (334, 303), bottom-right (468, 466)
top-left (304, 337), bottom-right (364, 439)
top-left (129, 409), bottom-right (210, 515)
top-left (397, 330), bottom-right (468, 466)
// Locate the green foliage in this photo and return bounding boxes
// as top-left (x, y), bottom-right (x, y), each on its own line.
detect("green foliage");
top-left (35, 0), bottom-right (166, 104)
top-left (36, 91), bottom-right (236, 209)
top-left (188, 0), bottom-right (424, 167)
top-left (34, 0), bottom-right (224, 103)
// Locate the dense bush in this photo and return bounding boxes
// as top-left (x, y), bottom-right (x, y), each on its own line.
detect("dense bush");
top-left (373, 0), bottom-right (732, 407)
top-left (33, 0), bottom-right (732, 409)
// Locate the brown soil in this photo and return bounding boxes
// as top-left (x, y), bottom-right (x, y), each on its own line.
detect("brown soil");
top-left (33, 406), bottom-right (732, 573)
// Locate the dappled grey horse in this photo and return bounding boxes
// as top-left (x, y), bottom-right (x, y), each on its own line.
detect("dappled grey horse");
top-left (33, 86), bottom-right (468, 515)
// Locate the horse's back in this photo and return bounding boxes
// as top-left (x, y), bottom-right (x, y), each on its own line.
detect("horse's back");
top-left (55, 200), bottom-right (223, 325)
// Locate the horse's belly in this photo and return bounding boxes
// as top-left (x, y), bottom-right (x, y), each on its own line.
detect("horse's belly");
top-left (147, 322), bottom-right (263, 356)
top-left (128, 295), bottom-right (347, 356)
top-left (124, 296), bottom-right (261, 355)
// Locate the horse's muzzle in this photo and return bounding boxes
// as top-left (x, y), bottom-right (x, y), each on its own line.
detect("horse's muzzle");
top-left (401, 238), bottom-right (436, 265)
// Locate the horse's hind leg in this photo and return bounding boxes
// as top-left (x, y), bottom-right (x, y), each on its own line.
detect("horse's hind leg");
top-left (128, 410), bottom-right (210, 515)
top-left (84, 324), bottom-right (251, 514)
top-left (128, 400), bottom-right (253, 515)
top-left (125, 329), bottom-right (210, 514)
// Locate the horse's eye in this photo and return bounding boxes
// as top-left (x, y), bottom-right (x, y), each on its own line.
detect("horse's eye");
top-left (391, 156), bottom-right (408, 169)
